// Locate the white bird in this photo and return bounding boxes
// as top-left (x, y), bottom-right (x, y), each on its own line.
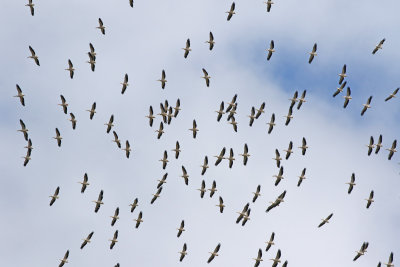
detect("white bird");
top-left (53, 128), bottom-right (62, 147)
top-left (179, 243), bottom-right (187, 262)
top-left (14, 84), bottom-right (26, 106)
top-left (109, 230), bottom-right (118, 249)
top-left (384, 252), bottom-right (394, 267)
top-left (346, 173), bottom-right (356, 194)
top-left (68, 113), bottom-right (77, 130)
top-left (49, 186), bottom-right (60, 206)
top-left (158, 70), bottom-right (167, 89)
top-left (202, 68), bottom-right (211, 87)
top-left (216, 196), bottom-right (225, 213)
top-left (58, 95), bottom-right (68, 114)
top-left (333, 81), bottom-right (347, 97)
top-left (253, 249), bottom-right (263, 267)
top-left (226, 2), bottom-right (235, 21)
top-left (159, 150), bottom-right (168, 169)
top-left (343, 87), bottom-right (352, 108)
top-left (78, 173), bottom-right (89, 193)
top-left (25, 0), bottom-right (35, 16)
top-left (297, 168), bottom-right (307, 187)
top-left (97, 18), bottom-right (105, 35)
top-left (110, 207), bottom-right (120, 226)
top-left (105, 115), bottom-right (114, 133)
top-left (28, 46), bottom-right (40, 66)
top-left (177, 220), bottom-right (185, 238)
top-left (65, 59), bottom-right (75, 79)
top-left (385, 88), bottom-right (399, 102)
top-left (18, 119), bottom-right (29, 141)
top-left (318, 213), bottom-right (333, 228)
top-left (353, 242), bottom-right (369, 261)
top-left (264, 0), bottom-right (274, 12)
top-left (86, 102), bottom-right (96, 120)
top-left (266, 40), bottom-right (275, 60)
top-left (265, 232), bottom-right (275, 251)
top-left (58, 250), bottom-right (69, 267)
top-left (129, 198), bottom-right (139, 213)
top-left (361, 96), bottom-right (373, 116)
top-left (181, 166), bottom-right (189, 185)
top-left (189, 120), bottom-right (199, 138)
top-left (239, 143), bottom-right (250, 165)
top-left (273, 166), bottom-right (284, 186)
top-left (299, 137), bottom-right (308, 155)
top-left (372, 38), bottom-right (385, 54)
top-left (208, 180), bottom-right (217, 198)
top-left (121, 74), bottom-right (129, 94)
top-left (338, 64), bottom-right (347, 84)
top-left (386, 140), bottom-right (397, 160)
top-left (267, 113), bottom-right (275, 134)
top-left (182, 39), bottom-right (191, 58)
top-left (270, 249), bottom-right (281, 267)
top-left (207, 243), bottom-right (221, 263)
top-left (206, 32), bottom-right (215, 50)
top-left (308, 43), bottom-right (317, 64)
top-left (92, 190), bottom-right (104, 213)
top-left (80, 232), bottom-right (94, 249)
top-left (365, 190), bottom-right (374, 209)
top-left (134, 211), bottom-right (143, 228)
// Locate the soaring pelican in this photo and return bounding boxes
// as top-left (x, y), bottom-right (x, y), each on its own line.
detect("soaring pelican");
top-left (206, 32), bottom-right (215, 50)
top-left (159, 150), bottom-right (168, 169)
top-left (58, 250), bottom-right (69, 267)
top-left (201, 156), bottom-right (209, 175)
top-left (253, 249), bottom-right (263, 267)
top-left (343, 87), bottom-right (352, 108)
top-left (385, 88), bottom-right (399, 102)
top-left (25, 0), bottom-right (35, 16)
top-left (198, 180), bottom-right (206, 198)
top-left (189, 120), bottom-right (199, 138)
top-left (28, 46), bottom-right (40, 66)
top-left (156, 173), bottom-right (168, 189)
top-left (265, 232), bottom-right (275, 251)
top-left (208, 180), bottom-right (217, 198)
top-left (183, 39), bottom-right (191, 58)
top-left (179, 243), bottom-right (187, 262)
top-left (207, 243), bottom-right (221, 263)
top-left (270, 249), bottom-right (281, 267)
top-left (110, 207), bottom-right (119, 226)
top-left (65, 59), bottom-right (75, 79)
top-left (18, 119), bottom-right (29, 141)
top-left (255, 102), bottom-right (266, 118)
top-left (226, 2), bottom-right (235, 21)
top-left (112, 131), bottom-right (121, 148)
top-left (78, 173), bottom-right (89, 193)
top-left (122, 140), bottom-right (131, 158)
top-left (365, 190), bottom-right (374, 209)
top-left (216, 196), bottom-right (225, 213)
top-left (318, 213), bottom-right (333, 228)
top-left (367, 136), bottom-right (375, 156)
top-left (273, 166), bottom-right (284, 186)
top-left (181, 166), bottom-right (189, 185)
top-left (158, 70), bottom-right (167, 89)
top-left (105, 114), bottom-right (114, 133)
top-left (109, 230), bottom-right (118, 249)
top-left (372, 38), bottom-right (385, 54)
top-left (177, 220), bottom-right (185, 238)
top-left (346, 173), bottom-right (356, 194)
top-left (49, 186), bottom-right (60, 206)
top-left (151, 187), bottom-right (163, 204)
top-left (264, 0), bottom-right (274, 12)
top-left (266, 40), bottom-right (275, 60)
top-left (93, 190), bottom-right (104, 213)
top-left (297, 168), bottom-right (307, 187)
top-left (353, 242), bottom-right (369, 261)
top-left (386, 139), bottom-right (397, 160)
top-left (86, 102), bottom-right (96, 120)
top-left (333, 81), bottom-right (347, 97)
top-left (172, 141), bottom-right (181, 159)
top-left (59, 95), bottom-right (68, 114)
top-left (202, 68), bottom-right (211, 87)
top-left (134, 211), bottom-right (143, 228)
top-left (53, 128), bottom-right (62, 147)
top-left (361, 96), bottom-right (373, 116)
top-left (375, 134), bottom-right (383, 154)
top-left (267, 113), bottom-right (276, 134)
top-left (68, 113), bottom-right (77, 130)
top-left (14, 84), bottom-right (25, 106)
top-left (97, 18), bottom-right (105, 35)
top-left (284, 141), bottom-right (293, 160)
top-left (308, 43), bottom-right (317, 64)
top-left (252, 185), bottom-right (261, 202)
top-left (129, 198), bottom-right (138, 212)
top-left (239, 143), bottom-right (250, 165)
top-left (80, 232), bottom-right (94, 249)
top-left (214, 147), bottom-right (226, 166)
top-left (121, 74), bottom-right (129, 94)
top-left (338, 64), bottom-right (347, 84)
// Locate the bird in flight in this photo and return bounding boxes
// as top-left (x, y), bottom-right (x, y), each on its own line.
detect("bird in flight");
top-left (265, 232), bottom-right (275, 251)
top-left (97, 18), bottom-right (105, 35)
top-left (53, 128), bottom-right (62, 147)
top-left (264, 0), bottom-right (274, 12)
top-left (177, 220), bottom-right (185, 238)
top-left (189, 120), bottom-right (199, 138)
top-left (239, 143), bottom-right (250, 165)
top-left (109, 230), bottom-right (118, 249)
top-left (86, 102), bottom-right (96, 120)
top-left (49, 186), bottom-right (60, 206)
top-left (353, 242), bottom-right (369, 261)
top-left (207, 243), bottom-right (221, 263)
top-left (110, 207), bottom-right (120, 226)
top-left (343, 87), bottom-right (352, 108)
top-left (68, 113), bottom-right (77, 130)
top-left (318, 213), bottom-right (333, 228)
top-left (78, 173), bottom-right (89, 193)
top-left (372, 38), bottom-right (385, 54)
top-left (385, 88), bottom-right (399, 102)
top-left (18, 119), bottom-right (29, 141)
top-left (202, 68), bottom-right (211, 87)
top-left (158, 70), bottom-right (167, 89)
top-left (93, 190), bottom-right (104, 213)
top-left (58, 95), bottom-right (68, 114)
top-left (25, 0), bottom-right (35, 16)
top-left (270, 249), bottom-right (281, 267)
top-left (179, 243), bottom-right (187, 262)
top-left (14, 84), bottom-right (26, 106)
top-left (28, 46), bottom-right (40, 66)
top-left (266, 40), bottom-right (275, 60)
top-left (346, 173), bottom-right (356, 194)
top-left (365, 190), bottom-right (374, 209)
top-left (386, 139), bottom-right (397, 160)
top-left (308, 43), bottom-right (317, 64)
top-left (216, 196), bottom-right (225, 213)
top-left (338, 64), bottom-right (347, 84)
top-left (121, 74), bottom-right (129, 94)
top-left (206, 32), bottom-right (215, 50)
top-left (226, 2), bottom-right (236, 21)
top-left (58, 250), bottom-right (69, 267)
top-left (134, 211), bottom-right (143, 228)
top-left (182, 39), bottom-right (191, 58)
top-left (361, 96), bottom-right (373, 116)
top-left (65, 59), bottom-right (75, 79)
top-left (333, 81), bottom-right (347, 97)
top-left (253, 249), bottom-right (263, 267)
top-left (80, 232), bottom-right (94, 249)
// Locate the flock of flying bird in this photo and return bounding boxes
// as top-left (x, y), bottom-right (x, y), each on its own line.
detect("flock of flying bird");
top-left (13, 0), bottom-right (398, 266)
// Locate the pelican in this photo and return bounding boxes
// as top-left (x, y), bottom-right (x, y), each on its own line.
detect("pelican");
top-left (121, 74), bottom-right (129, 94)
top-left (384, 252), bottom-right (394, 267)
top-left (273, 166), bottom-right (284, 186)
top-left (343, 87), bottom-right (352, 108)
top-left (129, 198), bottom-right (138, 212)
top-left (110, 207), bottom-right (119, 226)
top-left (289, 91), bottom-right (298, 109)
top-left (14, 84), bottom-right (25, 106)
top-left (97, 18), bottom-right (105, 35)
top-left (154, 122), bottom-right (164, 140)
top-left (273, 149), bottom-right (282, 168)
top-left (181, 166), bottom-right (189, 185)
top-left (252, 185), bottom-right (261, 202)
top-left (24, 138), bottom-right (33, 151)
top-left (266, 40), bottom-right (275, 60)
top-left (284, 141), bottom-right (293, 160)
top-left (253, 249), bottom-right (263, 267)
top-left (201, 156), bottom-right (209, 175)
top-left (297, 168), bottom-right (307, 187)
top-left (385, 88), bottom-right (399, 102)
top-left (22, 146), bottom-right (31, 167)
top-left (239, 143), bottom-right (250, 165)
top-left (158, 104), bottom-right (168, 123)
top-left (144, 106), bottom-right (154, 127)
top-left (92, 190), bottom-right (104, 213)
top-left (241, 208), bottom-right (251, 226)
top-left (207, 243), bottom-right (221, 263)
top-left (177, 220), bottom-right (185, 238)
top-left (25, 0), bottom-right (34, 16)
top-left (284, 106), bottom-right (293, 126)
top-left (159, 150), bottom-right (168, 169)
top-left (28, 46), bottom-right (40, 66)
top-left (49, 186), bottom-right (60, 206)
top-left (375, 134), bottom-right (383, 154)
top-left (129, 0), bottom-right (134, 7)
top-left (151, 187), bottom-right (163, 204)
top-left (182, 38), bottom-right (191, 58)
top-left (198, 180), bottom-right (206, 198)
top-left (236, 203), bottom-right (250, 223)
top-left (338, 64), bottom-right (347, 84)
top-left (318, 213), bottom-right (333, 228)
top-left (264, 0), bottom-right (274, 12)
top-left (226, 94), bottom-right (237, 113)
top-left (78, 173), bottom-right (89, 193)
top-left (58, 250), bottom-right (69, 267)
top-left (226, 2), bottom-right (235, 21)
top-left (267, 113), bottom-right (276, 134)
top-left (372, 38), bottom-right (385, 54)
top-left (58, 95), bottom-right (68, 114)
top-left (112, 131), bottom-right (121, 148)
top-left (89, 43), bottom-right (96, 59)
top-left (367, 136), bottom-right (375, 156)
top-left (206, 32), bottom-right (215, 50)
top-left (227, 103), bottom-right (237, 121)
top-left (346, 173), bottom-right (356, 194)
top-left (86, 52), bottom-right (95, 72)
top-left (80, 232), bottom-right (94, 249)
top-left (167, 106), bottom-right (174, 124)
top-left (365, 190), bottom-right (374, 209)
top-left (214, 147), bottom-right (226, 166)
top-left (299, 137), bottom-right (308, 155)
top-left (179, 243), bottom-right (187, 262)
top-left (255, 102), bottom-right (266, 118)
top-left (333, 81), bottom-right (347, 97)
top-left (122, 140), bottom-right (131, 158)
top-left (248, 107), bottom-right (256, 126)
top-left (86, 102), bottom-right (96, 120)
top-left (353, 242), bottom-right (369, 261)
top-left (189, 119), bottom-right (199, 138)
top-left (18, 119), bottom-right (29, 141)
top-left (266, 191), bottom-right (286, 212)
top-left (270, 249), bottom-right (281, 267)
top-left (173, 98), bottom-right (181, 117)
top-left (109, 230), bottom-right (118, 249)
top-left (208, 180), bottom-right (217, 198)
top-left (65, 59), bottom-right (75, 79)
top-left (361, 96), bottom-right (373, 116)
top-left (68, 113), bottom-right (77, 130)
top-left (202, 68), bottom-right (211, 87)
top-left (172, 141), bottom-right (181, 159)
top-left (227, 148), bottom-right (235, 168)
top-left (134, 211), bottom-right (143, 228)
top-left (216, 196), bottom-right (225, 213)
top-left (104, 114), bottom-right (114, 133)
top-left (157, 173), bottom-right (168, 188)
top-left (228, 116), bottom-right (238, 132)
top-left (53, 128), bottom-right (62, 147)
top-left (158, 69), bottom-right (167, 89)
top-left (387, 139), bottom-right (397, 160)
top-left (298, 88), bottom-right (308, 104)
top-left (265, 232), bottom-right (275, 251)
top-left (308, 43), bottom-right (317, 64)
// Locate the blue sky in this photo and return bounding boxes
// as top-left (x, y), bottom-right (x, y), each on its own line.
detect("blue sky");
top-left (1, 0), bottom-right (399, 266)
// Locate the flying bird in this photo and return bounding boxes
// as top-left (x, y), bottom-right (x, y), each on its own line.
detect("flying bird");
top-left (353, 242), bottom-right (369, 261)
top-left (159, 150), bottom-right (168, 169)
top-left (284, 141), bottom-right (293, 160)
top-left (179, 243), bottom-right (187, 262)
top-left (109, 230), bottom-right (118, 249)
top-left (49, 186), bottom-right (60, 206)
top-left (22, 145), bottom-right (31, 167)
top-left (86, 102), bottom-right (96, 120)
top-left (318, 213), bottom-right (333, 228)
top-left (206, 32), bottom-right (215, 50)
top-left (365, 190), bottom-right (374, 209)
top-left (172, 141), bottom-right (181, 159)
top-left (265, 232), bottom-right (275, 251)
top-left (80, 232), bottom-right (94, 249)
top-left (59, 95), bottom-right (68, 114)
top-left (248, 107), bottom-right (256, 126)
top-left (112, 131), bottom-right (121, 148)
top-left (18, 119), bottom-right (29, 141)
top-left (208, 180), bottom-right (217, 198)
top-left (270, 249), bottom-right (281, 267)
top-left (343, 87), bottom-right (352, 108)
top-left (14, 84), bottom-right (25, 106)
top-left (252, 185), bottom-right (261, 203)
top-left (189, 120), bottom-right (199, 138)
top-left (28, 46), bottom-right (40, 66)
top-left (216, 196), bottom-right (225, 213)
top-left (182, 39), bottom-right (191, 58)
top-left (89, 43), bottom-right (96, 59)
top-left (266, 40), bottom-right (275, 60)
top-left (227, 148), bottom-right (235, 168)
top-left (93, 190), bottom-right (104, 213)
top-left (201, 156), bottom-right (209, 175)
top-left (151, 187), bottom-right (163, 204)
top-left (86, 53), bottom-right (95, 71)
top-left (26, 0), bottom-right (35, 16)
top-left (58, 250), bottom-right (69, 267)
top-left (226, 94), bottom-right (237, 113)
top-left (346, 173), bottom-right (356, 194)
top-left (264, 0), bottom-right (274, 12)
top-left (65, 60), bottom-right (75, 79)
top-left (226, 2), bottom-right (236, 21)
top-left (372, 38), bottom-right (385, 54)
top-left (207, 243), bottom-right (221, 263)
top-left (361, 96), bottom-right (373, 116)
top-left (241, 208), bottom-right (251, 226)
top-left (266, 191), bottom-right (286, 212)
top-left (181, 166), bottom-right (189, 185)
top-left (289, 91), bottom-right (298, 109)
top-left (384, 252), bottom-right (394, 267)
top-left (273, 166), bottom-right (284, 186)
top-left (375, 134), bottom-right (383, 154)
top-left (273, 149), bottom-right (282, 168)
top-left (202, 68), bottom-right (211, 87)
top-left (253, 249), bottom-right (263, 267)
top-left (97, 18), bottom-right (105, 34)
top-left (338, 64), bottom-right (347, 84)
top-left (68, 113), bottom-right (77, 130)
top-left (173, 99), bottom-right (181, 117)
top-left (236, 203), bottom-right (250, 223)
top-left (228, 116), bottom-right (238, 132)
top-left (129, 198), bottom-right (138, 213)
top-left (239, 143), bottom-right (250, 165)
top-left (157, 173), bottom-right (168, 189)
top-left (386, 139), bottom-right (397, 160)
top-left (105, 115), bottom-right (114, 133)
top-left (299, 137), bottom-right (308, 155)
top-left (385, 88), bottom-right (399, 101)
top-left (121, 74), bottom-right (129, 94)
top-left (284, 106), bottom-right (293, 126)
top-left (129, 0), bottom-right (134, 7)
top-left (122, 140), bottom-right (131, 158)
top-left (134, 211), bottom-right (143, 228)
top-left (158, 70), bottom-right (167, 89)
top-left (110, 207), bottom-right (120, 226)
top-left (214, 147), bottom-right (226, 166)
top-left (297, 168), bottom-right (307, 187)
top-left (255, 102), bottom-right (266, 118)
top-left (333, 81), bottom-right (347, 97)
top-left (367, 136), bottom-right (375, 156)
top-left (53, 128), bottom-right (62, 147)
top-left (267, 113), bottom-right (276, 134)
top-left (198, 180), bottom-right (206, 198)
top-left (177, 220), bottom-right (185, 238)
top-left (146, 106), bottom-right (155, 127)
top-left (78, 173), bottom-right (89, 193)
top-left (308, 43), bottom-right (317, 64)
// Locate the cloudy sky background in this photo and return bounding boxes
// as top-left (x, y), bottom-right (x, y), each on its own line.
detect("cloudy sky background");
top-left (0, 0), bottom-right (399, 266)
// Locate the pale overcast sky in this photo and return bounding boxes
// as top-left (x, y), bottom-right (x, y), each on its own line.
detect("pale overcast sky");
top-left (1, 0), bottom-right (399, 266)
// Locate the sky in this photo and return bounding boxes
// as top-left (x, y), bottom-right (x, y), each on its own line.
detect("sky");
top-left (0, 0), bottom-right (399, 266)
